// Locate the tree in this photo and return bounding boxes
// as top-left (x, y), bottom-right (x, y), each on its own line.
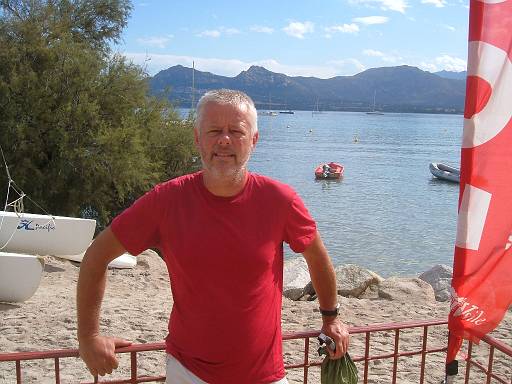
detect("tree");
top-left (0, 0), bottom-right (197, 228)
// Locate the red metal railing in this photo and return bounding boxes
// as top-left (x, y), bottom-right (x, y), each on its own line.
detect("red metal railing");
top-left (1, 319), bottom-right (511, 383)
top-left (463, 333), bottom-right (512, 384)
top-left (282, 319), bottom-right (450, 384)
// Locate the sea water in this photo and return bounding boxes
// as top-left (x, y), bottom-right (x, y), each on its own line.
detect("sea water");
top-left (183, 109), bottom-right (462, 277)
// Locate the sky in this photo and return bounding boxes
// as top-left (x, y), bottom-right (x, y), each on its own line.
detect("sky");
top-left (117, 0), bottom-right (470, 79)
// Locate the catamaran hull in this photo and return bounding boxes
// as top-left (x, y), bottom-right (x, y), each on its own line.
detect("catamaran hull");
top-left (0, 252), bottom-right (44, 302)
top-left (0, 211), bottom-right (96, 256)
top-left (57, 252), bottom-right (137, 269)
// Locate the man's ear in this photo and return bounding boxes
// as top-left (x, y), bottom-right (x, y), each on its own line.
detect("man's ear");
top-left (252, 131), bottom-right (259, 147)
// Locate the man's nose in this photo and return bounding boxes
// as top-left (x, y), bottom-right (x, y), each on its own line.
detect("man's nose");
top-left (217, 132), bottom-right (231, 145)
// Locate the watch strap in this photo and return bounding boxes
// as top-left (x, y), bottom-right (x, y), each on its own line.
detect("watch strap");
top-left (319, 303), bottom-right (340, 317)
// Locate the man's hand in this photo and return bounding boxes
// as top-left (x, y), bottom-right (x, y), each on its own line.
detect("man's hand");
top-left (321, 318), bottom-right (350, 359)
top-left (79, 335), bottom-right (132, 377)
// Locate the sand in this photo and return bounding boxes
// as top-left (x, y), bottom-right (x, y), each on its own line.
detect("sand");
top-left (1, 251), bottom-right (510, 384)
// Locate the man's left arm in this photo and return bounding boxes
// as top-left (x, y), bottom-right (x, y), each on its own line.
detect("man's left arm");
top-left (302, 231), bottom-right (349, 359)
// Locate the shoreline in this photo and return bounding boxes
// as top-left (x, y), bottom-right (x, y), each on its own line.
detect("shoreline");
top-left (1, 252), bottom-right (510, 383)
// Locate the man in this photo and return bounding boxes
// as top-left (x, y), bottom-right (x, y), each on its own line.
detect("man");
top-left (77, 89), bottom-right (349, 384)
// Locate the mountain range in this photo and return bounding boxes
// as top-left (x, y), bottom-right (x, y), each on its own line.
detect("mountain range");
top-left (149, 65), bottom-right (467, 114)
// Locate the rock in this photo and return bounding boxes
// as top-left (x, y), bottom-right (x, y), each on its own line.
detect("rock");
top-left (335, 264), bottom-right (383, 298)
top-left (297, 281), bottom-right (317, 301)
top-left (419, 264), bottom-right (453, 302)
top-left (358, 283), bottom-right (380, 300)
top-left (135, 249), bottom-right (168, 280)
top-left (378, 277), bottom-right (436, 303)
top-left (283, 257), bottom-right (311, 301)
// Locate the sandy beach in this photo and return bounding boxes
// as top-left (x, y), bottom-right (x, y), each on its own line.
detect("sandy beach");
top-left (1, 251), bottom-right (510, 384)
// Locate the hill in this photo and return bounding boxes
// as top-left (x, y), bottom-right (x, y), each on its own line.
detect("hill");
top-left (149, 65), bottom-right (466, 114)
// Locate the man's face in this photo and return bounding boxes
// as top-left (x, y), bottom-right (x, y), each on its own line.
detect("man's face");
top-left (195, 101), bottom-right (258, 180)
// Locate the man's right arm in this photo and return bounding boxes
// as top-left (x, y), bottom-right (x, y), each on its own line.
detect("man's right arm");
top-left (76, 227), bottom-right (132, 377)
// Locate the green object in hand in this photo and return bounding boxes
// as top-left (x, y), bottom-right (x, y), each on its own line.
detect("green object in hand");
top-left (318, 346), bottom-right (358, 384)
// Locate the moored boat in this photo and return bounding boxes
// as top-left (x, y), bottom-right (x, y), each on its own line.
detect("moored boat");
top-left (0, 211), bottom-right (96, 256)
top-left (258, 111), bottom-right (278, 116)
top-left (315, 162), bottom-right (344, 179)
top-left (429, 162), bottom-right (460, 183)
top-left (0, 252), bottom-right (44, 302)
top-left (366, 90), bottom-right (385, 115)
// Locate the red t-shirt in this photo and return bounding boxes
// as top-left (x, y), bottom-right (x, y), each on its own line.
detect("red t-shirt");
top-left (111, 171), bottom-right (316, 384)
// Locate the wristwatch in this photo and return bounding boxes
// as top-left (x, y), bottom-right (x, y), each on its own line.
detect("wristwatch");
top-left (319, 303), bottom-right (340, 317)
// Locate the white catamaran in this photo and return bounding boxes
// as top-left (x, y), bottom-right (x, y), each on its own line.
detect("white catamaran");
top-left (0, 145), bottom-right (135, 302)
top-left (0, 210), bottom-right (96, 256)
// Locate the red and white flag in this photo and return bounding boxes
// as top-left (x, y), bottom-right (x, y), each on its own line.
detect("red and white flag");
top-left (447, 0), bottom-right (512, 363)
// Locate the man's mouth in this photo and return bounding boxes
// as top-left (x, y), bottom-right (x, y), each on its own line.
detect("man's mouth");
top-left (213, 153), bottom-right (235, 159)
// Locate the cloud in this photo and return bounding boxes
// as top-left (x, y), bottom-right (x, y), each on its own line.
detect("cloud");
top-left (419, 55), bottom-right (467, 72)
top-left (435, 55), bottom-right (467, 71)
top-left (349, 0), bottom-right (408, 14)
top-left (196, 27), bottom-right (240, 38)
top-left (197, 29), bottom-right (221, 38)
top-left (381, 54), bottom-right (403, 63)
top-left (282, 21), bottom-right (315, 39)
top-left (256, 59), bottom-right (359, 77)
top-left (353, 16), bottom-right (389, 25)
top-left (325, 24), bottom-right (360, 35)
top-left (250, 25), bottom-right (274, 34)
top-left (122, 52), bottom-right (364, 78)
top-left (223, 27), bottom-right (241, 36)
top-left (422, 0), bottom-right (446, 7)
top-left (363, 49), bottom-right (403, 63)
top-left (136, 35), bottom-right (173, 49)
top-left (327, 59), bottom-right (367, 73)
top-left (442, 24), bottom-right (456, 31)
top-left (363, 49), bottom-right (385, 57)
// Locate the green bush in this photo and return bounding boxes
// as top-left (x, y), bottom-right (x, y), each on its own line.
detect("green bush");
top-left (0, 0), bottom-right (197, 229)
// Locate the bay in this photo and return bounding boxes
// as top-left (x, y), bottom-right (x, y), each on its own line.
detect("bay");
top-left (183, 109), bottom-right (463, 277)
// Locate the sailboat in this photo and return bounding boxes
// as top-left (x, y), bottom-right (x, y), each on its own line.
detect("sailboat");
top-left (191, 61), bottom-right (195, 112)
top-left (279, 99), bottom-right (294, 114)
top-left (258, 94), bottom-right (278, 116)
top-left (366, 90), bottom-right (384, 115)
top-left (312, 97), bottom-right (323, 115)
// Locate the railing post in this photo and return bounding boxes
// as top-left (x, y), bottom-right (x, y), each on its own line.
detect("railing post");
top-left (392, 329), bottom-right (399, 384)
top-left (419, 325), bottom-right (428, 384)
top-left (16, 360), bottom-right (21, 384)
top-left (485, 346), bottom-right (494, 384)
top-left (54, 357), bottom-right (60, 384)
top-left (364, 332), bottom-right (370, 383)
top-left (303, 336), bottom-right (310, 384)
top-left (131, 351), bottom-right (137, 383)
top-left (464, 341), bottom-right (473, 384)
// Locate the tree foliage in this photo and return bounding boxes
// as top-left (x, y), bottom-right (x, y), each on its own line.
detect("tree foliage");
top-left (0, 0), bottom-right (197, 228)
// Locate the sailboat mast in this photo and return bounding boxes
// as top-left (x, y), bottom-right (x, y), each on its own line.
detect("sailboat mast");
top-left (191, 61), bottom-right (195, 110)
